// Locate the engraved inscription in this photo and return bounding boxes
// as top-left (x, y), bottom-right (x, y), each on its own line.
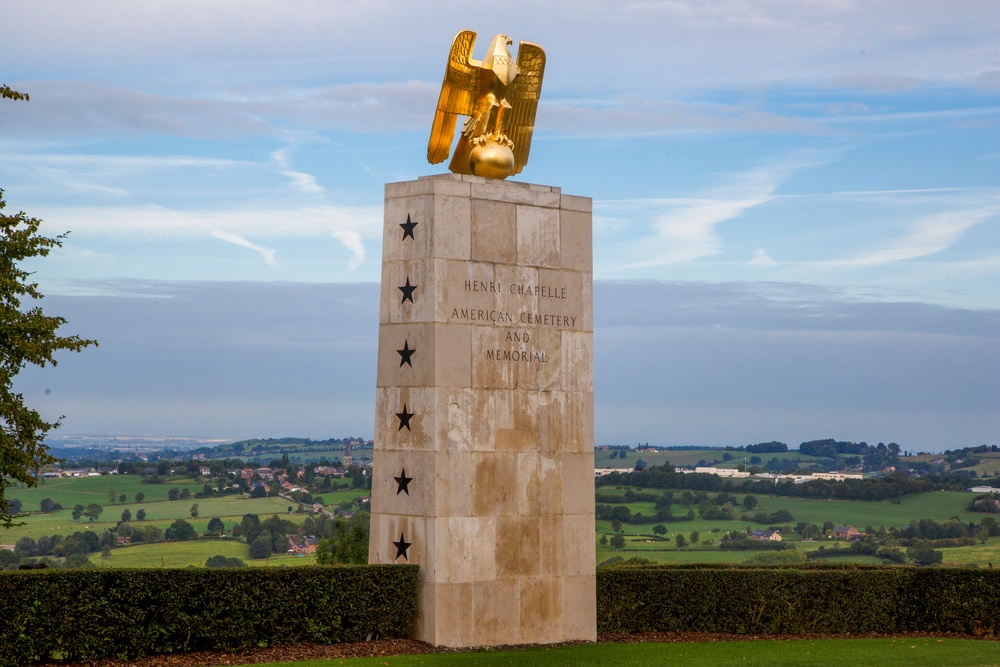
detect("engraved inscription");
top-left (454, 272), bottom-right (582, 365)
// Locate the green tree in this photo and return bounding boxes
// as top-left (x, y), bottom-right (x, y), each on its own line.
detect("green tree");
top-left (1, 174), bottom-right (97, 527)
top-left (207, 517), bottom-right (225, 535)
top-left (249, 535), bottom-right (271, 559)
top-left (690, 531), bottom-right (700, 544)
top-left (39, 497), bottom-right (59, 513)
top-left (907, 540), bottom-right (943, 566)
top-left (120, 508), bottom-right (131, 523)
top-left (107, 490), bottom-right (117, 504)
top-left (675, 534), bottom-right (687, 549)
top-left (72, 504), bottom-right (85, 521)
top-left (84, 503), bottom-right (103, 521)
top-left (206, 555), bottom-right (245, 568)
top-left (135, 508), bottom-right (147, 521)
top-left (609, 533), bottom-right (625, 550)
top-left (189, 503), bottom-right (199, 518)
top-left (165, 519), bottom-right (196, 541)
top-left (168, 487), bottom-right (179, 501)
top-left (134, 492), bottom-right (145, 503)
top-left (315, 512), bottom-right (370, 565)
top-left (64, 552), bottom-right (93, 569)
top-left (118, 493), bottom-right (125, 503)
top-left (652, 524), bottom-right (667, 536)
top-left (599, 534), bottom-right (608, 545)
top-left (743, 495), bottom-right (759, 511)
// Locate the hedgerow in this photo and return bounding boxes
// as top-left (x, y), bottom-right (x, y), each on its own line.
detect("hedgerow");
top-left (0, 565), bottom-right (417, 666)
top-left (597, 564), bottom-right (1000, 637)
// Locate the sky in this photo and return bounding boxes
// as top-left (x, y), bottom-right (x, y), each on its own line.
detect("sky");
top-left (2, 1), bottom-right (998, 451)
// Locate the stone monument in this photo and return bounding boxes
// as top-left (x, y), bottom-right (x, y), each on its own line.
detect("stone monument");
top-left (367, 31), bottom-right (595, 647)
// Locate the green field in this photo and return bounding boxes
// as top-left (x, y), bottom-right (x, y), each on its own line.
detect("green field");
top-left (2, 492), bottom-right (305, 543)
top-left (595, 488), bottom-right (995, 566)
top-left (93, 538), bottom-right (318, 568)
top-left (244, 638), bottom-right (1000, 667)
top-left (595, 448), bottom-right (856, 471)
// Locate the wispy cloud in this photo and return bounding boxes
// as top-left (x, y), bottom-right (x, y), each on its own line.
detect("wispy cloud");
top-left (597, 154), bottom-right (827, 270)
top-left (210, 230), bottom-right (278, 268)
top-left (825, 206), bottom-right (1000, 267)
top-left (272, 148), bottom-right (324, 195)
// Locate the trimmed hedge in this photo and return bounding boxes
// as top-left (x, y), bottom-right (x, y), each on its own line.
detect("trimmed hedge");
top-left (597, 564), bottom-right (1000, 637)
top-left (0, 565), bottom-right (418, 666)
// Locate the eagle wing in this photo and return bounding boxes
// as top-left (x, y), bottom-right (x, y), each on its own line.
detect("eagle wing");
top-left (428, 30), bottom-right (480, 164)
top-left (506, 42), bottom-right (545, 175)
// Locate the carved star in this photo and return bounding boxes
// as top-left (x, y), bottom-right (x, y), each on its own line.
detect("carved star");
top-left (399, 277), bottom-right (416, 304)
top-left (400, 214), bottom-right (418, 241)
top-left (396, 404), bottom-right (414, 431)
top-left (397, 339), bottom-right (415, 368)
top-left (393, 532), bottom-right (412, 561)
top-left (394, 468), bottom-right (413, 496)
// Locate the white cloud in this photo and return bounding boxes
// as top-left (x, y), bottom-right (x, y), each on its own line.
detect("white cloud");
top-left (210, 230), bottom-right (278, 268)
top-left (598, 154), bottom-right (826, 270)
top-left (35, 202), bottom-right (382, 246)
top-left (827, 206), bottom-right (1000, 267)
top-left (750, 248), bottom-right (777, 268)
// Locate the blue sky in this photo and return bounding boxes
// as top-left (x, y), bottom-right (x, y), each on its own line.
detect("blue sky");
top-left (3, 1), bottom-right (998, 450)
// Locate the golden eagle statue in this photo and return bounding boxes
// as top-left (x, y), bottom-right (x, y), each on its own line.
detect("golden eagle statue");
top-left (427, 31), bottom-right (545, 180)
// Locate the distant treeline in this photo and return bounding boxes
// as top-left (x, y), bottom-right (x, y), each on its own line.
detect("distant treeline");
top-left (596, 464), bottom-right (969, 501)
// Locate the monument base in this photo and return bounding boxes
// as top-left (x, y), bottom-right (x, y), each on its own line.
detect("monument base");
top-left (369, 174), bottom-right (595, 647)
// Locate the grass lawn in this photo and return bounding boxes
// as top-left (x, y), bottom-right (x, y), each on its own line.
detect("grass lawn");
top-left (244, 638), bottom-right (1000, 667)
top-left (95, 538), bottom-right (319, 568)
top-left (1, 494), bottom-right (305, 542)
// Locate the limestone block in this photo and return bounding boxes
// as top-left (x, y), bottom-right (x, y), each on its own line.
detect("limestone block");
top-left (560, 193), bottom-right (592, 213)
top-left (559, 209), bottom-right (593, 272)
top-left (519, 577), bottom-right (564, 644)
top-left (471, 180), bottom-right (561, 207)
top-left (380, 259), bottom-right (433, 325)
top-left (494, 389), bottom-right (539, 452)
top-left (369, 449), bottom-right (434, 517)
top-left (562, 575), bottom-right (598, 641)
top-left (471, 197), bottom-right (517, 264)
top-left (376, 322), bottom-right (431, 388)
top-left (560, 331), bottom-right (594, 392)
top-left (435, 259), bottom-right (496, 324)
top-left (432, 451), bottom-right (477, 518)
top-left (560, 513), bottom-right (598, 576)
top-left (435, 516), bottom-right (497, 584)
top-left (495, 515), bottom-right (541, 578)
top-left (428, 582), bottom-right (475, 647)
top-left (433, 387), bottom-right (495, 453)
top-left (534, 268), bottom-right (584, 328)
top-left (579, 273), bottom-right (594, 332)
top-left (383, 195), bottom-right (431, 261)
top-left (561, 452), bottom-right (596, 515)
top-left (518, 453), bottom-right (563, 517)
top-left (430, 323), bottom-right (472, 388)
top-left (472, 453), bottom-right (519, 516)
top-left (375, 386), bottom-right (434, 451)
top-left (368, 513), bottom-right (428, 567)
top-left (516, 205), bottom-right (560, 268)
top-left (430, 194), bottom-right (471, 260)
top-left (387, 174), bottom-right (471, 199)
top-left (472, 579), bottom-right (520, 645)
top-left (537, 514), bottom-right (566, 578)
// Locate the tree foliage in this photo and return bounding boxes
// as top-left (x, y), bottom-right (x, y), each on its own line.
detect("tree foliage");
top-left (1, 179), bottom-right (97, 527)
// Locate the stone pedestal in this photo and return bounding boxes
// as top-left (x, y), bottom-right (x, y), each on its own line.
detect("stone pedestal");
top-left (368, 174), bottom-right (595, 647)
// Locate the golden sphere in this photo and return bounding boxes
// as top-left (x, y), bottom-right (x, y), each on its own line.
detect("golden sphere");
top-left (469, 140), bottom-right (515, 179)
